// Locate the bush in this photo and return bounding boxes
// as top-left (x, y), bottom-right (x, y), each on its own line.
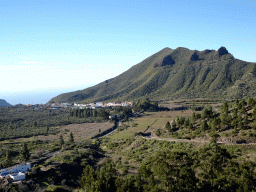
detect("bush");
top-left (155, 129), bottom-right (161, 136)
top-left (46, 185), bottom-right (68, 192)
top-left (131, 123), bottom-right (138, 127)
top-left (107, 142), bottom-right (118, 149)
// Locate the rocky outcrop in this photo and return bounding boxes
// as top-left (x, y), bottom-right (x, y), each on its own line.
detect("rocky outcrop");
top-left (189, 52), bottom-right (199, 61)
top-left (154, 55), bottom-right (175, 67)
top-left (217, 46), bottom-right (229, 56)
top-left (202, 49), bottom-right (212, 54)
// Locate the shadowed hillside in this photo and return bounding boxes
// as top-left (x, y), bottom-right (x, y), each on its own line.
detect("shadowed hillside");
top-left (48, 47), bottom-right (256, 104)
top-left (0, 99), bottom-right (12, 107)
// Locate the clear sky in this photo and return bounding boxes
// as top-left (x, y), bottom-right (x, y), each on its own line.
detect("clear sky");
top-left (1, 0), bottom-right (255, 105)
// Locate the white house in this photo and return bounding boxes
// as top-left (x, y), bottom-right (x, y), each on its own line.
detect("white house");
top-left (0, 163), bottom-right (31, 180)
top-left (96, 102), bottom-right (103, 106)
top-left (10, 172), bottom-right (26, 181)
top-left (61, 103), bottom-right (71, 107)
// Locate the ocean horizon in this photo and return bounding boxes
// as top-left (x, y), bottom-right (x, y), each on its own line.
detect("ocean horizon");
top-left (1, 85), bottom-right (92, 105)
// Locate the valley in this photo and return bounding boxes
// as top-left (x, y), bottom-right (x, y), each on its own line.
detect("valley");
top-left (1, 97), bottom-right (256, 191)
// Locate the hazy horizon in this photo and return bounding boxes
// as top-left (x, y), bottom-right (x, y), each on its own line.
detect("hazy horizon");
top-left (1, 85), bottom-right (91, 105)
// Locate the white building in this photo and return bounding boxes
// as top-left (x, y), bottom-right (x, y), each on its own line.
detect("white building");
top-left (61, 103), bottom-right (71, 107)
top-left (0, 163), bottom-right (31, 180)
top-left (10, 172), bottom-right (26, 181)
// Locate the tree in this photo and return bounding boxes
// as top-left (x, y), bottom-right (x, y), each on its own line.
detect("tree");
top-left (172, 120), bottom-right (177, 130)
top-left (188, 123), bottom-right (194, 130)
top-left (200, 121), bottom-right (209, 132)
top-left (184, 118), bottom-right (190, 128)
top-left (232, 108), bottom-right (238, 119)
top-left (239, 106), bottom-right (246, 115)
top-left (191, 113), bottom-right (196, 123)
top-left (59, 134), bottom-right (64, 147)
top-left (5, 149), bottom-right (12, 167)
top-left (20, 143), bottom-right (30, 163)
top-left (220, 102), bottom-right (230, 127)
top-left (247, 97), bottom-right (255, 107)
top-left (165, 121), bottom-right (171, 132)
top-left (69, 132), bottom-right (74, 143)
top-left (210, 117), bottom-right (220, 130)
top-left (46, 125), bottom-right (49, 133)
top-left (150, 151), bottom-right (197, 191)
top-left (196, 144), bottom-right (232, 191)
top-left (252, 106), bottom-right (256, 119)
top-left (235, 99), bottom-right (239, 107)
top-left (155, 129), bottom-right (161, 136)
top-left (201, 105), bottom-right (213, 119)
top-left (124, 115), bottom-right (129, 122)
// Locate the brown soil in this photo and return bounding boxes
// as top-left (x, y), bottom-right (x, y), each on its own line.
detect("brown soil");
top-left (36, 122), bottom-right (114, 142)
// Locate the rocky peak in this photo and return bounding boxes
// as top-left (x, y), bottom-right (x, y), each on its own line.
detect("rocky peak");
top-left (217, 46), bottom-right (229, 56)
top-left (189, 52), bottom-right (199, 61)
top-left (154, 55), bottom-right (175, 67)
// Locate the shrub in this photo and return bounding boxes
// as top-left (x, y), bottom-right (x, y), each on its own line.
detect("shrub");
top-left (155, 129), bottom-right (161, 136)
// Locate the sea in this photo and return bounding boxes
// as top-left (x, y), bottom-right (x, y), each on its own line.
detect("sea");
top-left (2, 85), bottom-right (92, 105)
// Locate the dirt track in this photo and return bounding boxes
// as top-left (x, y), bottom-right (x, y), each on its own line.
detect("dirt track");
top-left (143, 136), bottom-right (256, 146)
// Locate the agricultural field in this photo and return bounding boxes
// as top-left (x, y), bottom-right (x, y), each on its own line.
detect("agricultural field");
top-left (109, 108), bottom-right (195, 140)
top-left (35, 122), bottom-right (114, 142)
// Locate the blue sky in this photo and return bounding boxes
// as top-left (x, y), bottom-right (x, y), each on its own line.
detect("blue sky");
top-left (1, 0), bottom-right (255, 104)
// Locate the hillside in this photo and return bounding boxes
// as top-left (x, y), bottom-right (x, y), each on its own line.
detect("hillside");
top-left (48, 46), bottom-right (256, 104)
top-left (0, 99), bottom-right (11, 107)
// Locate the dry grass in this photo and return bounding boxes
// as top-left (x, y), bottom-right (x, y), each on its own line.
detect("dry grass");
top-left (35, 122), bottom-right (114, 142)
top-left (109, 109), bottom-right (195, 140)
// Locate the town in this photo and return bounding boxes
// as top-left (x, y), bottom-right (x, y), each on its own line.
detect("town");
top-left (32, 101), bottom-right (133, 110)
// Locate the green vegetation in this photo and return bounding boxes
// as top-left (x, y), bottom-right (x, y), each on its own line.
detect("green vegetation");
top-left (20, 143), bottom-right (30, 163)
top-left (0, 105), bottom-right (111, 140)
top-left (2, 96), bottom-right (256, 191)
top-left (76, 137), bottom-right (256, 192)
top-left (156, 97), bottom-right (256, 144)
top-left (49, 47), bottom-right (256, 104)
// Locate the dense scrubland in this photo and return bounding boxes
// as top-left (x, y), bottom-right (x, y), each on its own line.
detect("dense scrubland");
top-left (1, 98), bottom-right (256, 191)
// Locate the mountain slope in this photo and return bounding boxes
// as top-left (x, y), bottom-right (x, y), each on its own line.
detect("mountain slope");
top-left (48, 47), bottom-right (256, 103)
top-left (0, 99), bottom-right (12, 107)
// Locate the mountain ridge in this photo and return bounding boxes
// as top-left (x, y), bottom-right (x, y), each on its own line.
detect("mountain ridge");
top-left (0, 99), bottom-right (12, 107)
top-left (48, 46), bottom-right (256, 103)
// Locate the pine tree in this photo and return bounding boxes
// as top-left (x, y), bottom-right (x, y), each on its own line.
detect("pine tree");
top-left (232, 108), bottom-right (238, 119)
top-left (20, 143), bottom-right (30, 163)
top-left (165, 121), bottom-right (171, 131)
top-left (240, 106), bottom-right (246, 115)
top-left (172, 120), bottom-right (177, 130)
top-left (46, 125), bottom-right (49, 133)
top-left (69, 132), bottom-right (74, 143)
top-left (252, 106), bottom-right (256, 119)
top-left (247, 97), bottom-right (255, 107)
top-left (188, 123), bottom-right (194, 130)
top-left (184, 118), bottom-right (190, 128)
top-left (191, 113), bottom-right (196, 123)
top-left (235, 99), bottom-right (239, 107)
top-left (220, 102), bottom-right (230, 127)
top-left (5, 149), bottom-right (12, 167)
top-left (59, 134), bottom-right (64, 147)
top-left (200, 121), bottom-right (209, 132)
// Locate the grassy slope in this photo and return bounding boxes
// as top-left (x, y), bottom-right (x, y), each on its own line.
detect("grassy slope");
top-left (48, 47), bottom-right (256, 104)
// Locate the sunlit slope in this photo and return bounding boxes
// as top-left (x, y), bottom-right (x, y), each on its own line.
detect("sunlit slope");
top-left (48, 47), bottom-right (256, 103)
